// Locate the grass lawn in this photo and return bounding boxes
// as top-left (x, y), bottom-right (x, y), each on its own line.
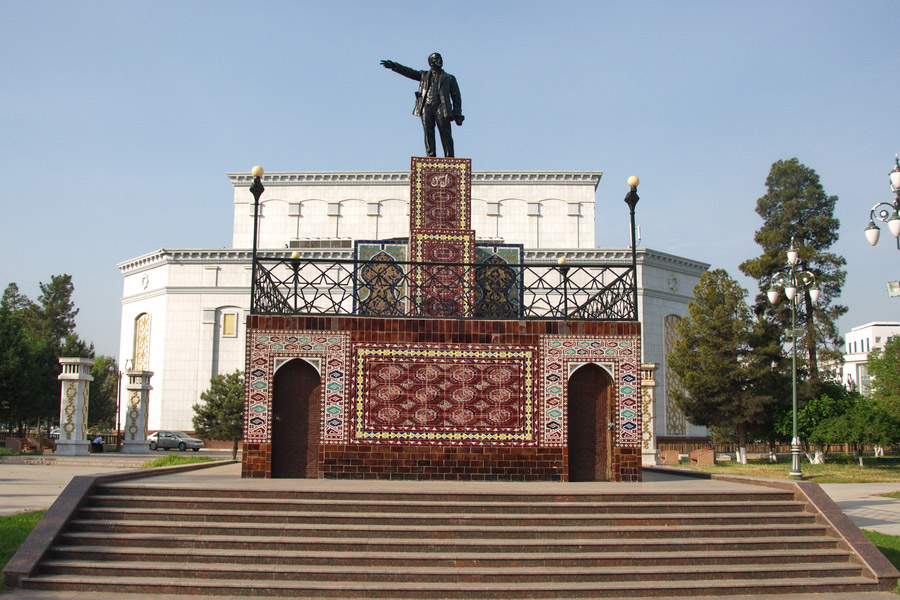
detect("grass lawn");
top-left (864, 530), bottom-right (900, 572)
top-left (140, 454), bottom-right (216, 469)
top-left (0, 510), bottom-right (45, 591)
top-left (677, 455), bottom-right (900, 483)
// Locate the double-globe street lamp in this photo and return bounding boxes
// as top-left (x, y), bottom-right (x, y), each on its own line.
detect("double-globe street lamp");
top-left (864, 154), bottom-right (900, 250)
top-left (767, 238), bottom-right (820, 480)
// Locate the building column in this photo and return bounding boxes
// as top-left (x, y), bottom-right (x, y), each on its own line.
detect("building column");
top-left (56, 358), bottom-right (94, 455)
top-left (122, 370), bottom-right (153, 454)
top-left (641, 362), bottom-right (659, 466)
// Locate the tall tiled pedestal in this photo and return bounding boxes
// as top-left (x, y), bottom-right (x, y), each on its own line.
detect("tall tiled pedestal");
top-left (56, 358), bottom-right (94, 456)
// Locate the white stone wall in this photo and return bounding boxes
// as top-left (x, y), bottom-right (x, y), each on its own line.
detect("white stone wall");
top-left (841, 321), bottom-right (900, 395)
top-left (230, 172), bottom-right (598, 250)
top-left (636, 252), bottom-right (708, 438)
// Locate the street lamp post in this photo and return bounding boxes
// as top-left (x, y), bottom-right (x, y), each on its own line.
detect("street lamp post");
top-left (864, 154), bottom-right (900, 251)
top-left (249, 165), bottom-right (265, 313)
top-left (624, 176), bottom-right (640, 319)
top-left (767, 237), bottom-right (820, 480)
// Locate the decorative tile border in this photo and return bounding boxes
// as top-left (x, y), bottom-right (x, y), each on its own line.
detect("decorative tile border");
top-left (245, 330), bottom-right (349, 444)
top-left (541, 335), bottom-right (642, 448)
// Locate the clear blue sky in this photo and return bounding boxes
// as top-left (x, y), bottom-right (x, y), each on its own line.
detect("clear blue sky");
top-left (1, 1), bottom-right (898, 357)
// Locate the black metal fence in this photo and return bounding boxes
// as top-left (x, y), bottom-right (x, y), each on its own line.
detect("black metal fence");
top-left (251, 256), bottom-right (637, 321)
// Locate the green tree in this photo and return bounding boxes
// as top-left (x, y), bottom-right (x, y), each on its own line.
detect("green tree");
top-left (739, 159), bottom-right (847, 396)
top-left (868, 337), bottom-right (900, 418)
top-left (0, 277), bottom-right (93, 437)
top-left (667, 269), bottom-right (780, 464)
top-left (88, 356), bottom-right (120, 431)
top-left (36, 274), bottom-right (80, 344)
top-left (192, 370), bottom-right (244, 459)
top-left (778, 386), bottom-right (857, 464)
top-left (812, 398), bottom-right (900, 466)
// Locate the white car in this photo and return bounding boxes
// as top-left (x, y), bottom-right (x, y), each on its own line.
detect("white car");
top-left (147, 431), bottom-right (204, 452)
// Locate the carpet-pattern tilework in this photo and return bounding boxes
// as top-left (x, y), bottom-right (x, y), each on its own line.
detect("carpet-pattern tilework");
top-left (350, 343), bottom-right (536, 445)
top-left (409, 229), bottom-right (476, 317)
top-left (409, 157), bottom-right (471, 230)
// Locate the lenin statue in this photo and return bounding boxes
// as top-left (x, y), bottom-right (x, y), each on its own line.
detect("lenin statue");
top-left (381, 53), bottom-right (464, 158)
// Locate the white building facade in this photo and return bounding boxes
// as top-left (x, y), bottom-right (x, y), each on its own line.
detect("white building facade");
top-left (842, 321), bottom-right (900, 395)
top-left (118, 169), bottom-right (709, 450)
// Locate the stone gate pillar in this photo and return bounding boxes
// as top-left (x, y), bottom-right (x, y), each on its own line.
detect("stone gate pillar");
top-left (56, 357), bottom-right (94, 455)
top-left (121, 370), bottom-right (153, 454)
top-left (641, 363), bottom-right (659, 466)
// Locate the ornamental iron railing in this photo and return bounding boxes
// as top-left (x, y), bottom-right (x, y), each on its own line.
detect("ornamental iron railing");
top-left (251, 256), bottom-right (637, 321)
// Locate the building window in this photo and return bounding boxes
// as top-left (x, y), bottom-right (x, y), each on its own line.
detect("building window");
top-left (858, 364), bottom-right (871, 397)
top-left (222, 313), bottom-right (237, 337)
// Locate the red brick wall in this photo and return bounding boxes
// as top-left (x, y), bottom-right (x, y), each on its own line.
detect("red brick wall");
top-left (242, 316), bottom-right (642, 482)
top-left (245, 315), bottom-right (639, 343)
top-left (320, 445), bottom-right (565, 481)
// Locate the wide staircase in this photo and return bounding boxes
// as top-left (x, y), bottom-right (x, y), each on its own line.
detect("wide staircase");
top-left (18, 482), bottom-right (894, 598)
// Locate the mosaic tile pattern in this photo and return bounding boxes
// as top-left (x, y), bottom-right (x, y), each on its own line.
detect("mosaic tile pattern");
top-left (244, 331), bottom-right (349, 444)
top-left (474, 244), bottom-right (523, 319)
top-left (353, 241), bottom-right (409, 316)
top-left (350, 343), bottom-right (536, 446)
top-left (409, 157), bottom-right (471, 230)
top-left (542, 335), bottom-right (642, 448)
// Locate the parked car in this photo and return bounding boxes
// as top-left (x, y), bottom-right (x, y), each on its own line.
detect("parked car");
top-left (147, 431), bottom-right (204, 452)
top-left (49, 427), bottom-right (60, 439)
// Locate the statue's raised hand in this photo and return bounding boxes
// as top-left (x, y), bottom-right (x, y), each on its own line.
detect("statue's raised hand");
top-left (380, 60), bottom-right (397, 69)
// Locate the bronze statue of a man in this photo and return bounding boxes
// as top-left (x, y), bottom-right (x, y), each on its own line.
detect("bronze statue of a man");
top-left (381, 53), bottom-right (464, 158)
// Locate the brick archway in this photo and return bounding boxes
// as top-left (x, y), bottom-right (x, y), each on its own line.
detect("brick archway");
top-left (567, 363), bottom-right (613, 481)
top-left (271, 359), bottom-right (321, 478)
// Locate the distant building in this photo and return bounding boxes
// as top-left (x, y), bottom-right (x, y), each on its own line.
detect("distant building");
top-left (117, 169), bottom-right (709, 454)
top-left (841, 321), bottom-right (900, 395)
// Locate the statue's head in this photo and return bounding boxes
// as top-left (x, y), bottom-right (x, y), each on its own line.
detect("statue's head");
top-left (428, 53), bottom-right (443, 69)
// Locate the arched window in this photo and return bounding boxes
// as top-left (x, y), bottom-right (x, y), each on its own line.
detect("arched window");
top-left (133, 313), bottom-right (151, 370)
top-left (664, 314), bottom-right (686, 435)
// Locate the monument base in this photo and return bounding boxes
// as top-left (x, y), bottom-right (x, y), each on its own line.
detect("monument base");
top-left (122, 442), bottom-right (149, 454)
top-left (55, 441), bottom-right (90, 456)
top-left (642, 449), bottom-right (659, 466)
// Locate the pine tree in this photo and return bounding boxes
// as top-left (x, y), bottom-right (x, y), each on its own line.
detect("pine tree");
top-left (739, 158), bottom-right (847, 393)
top-left (667, 269), bottom-right (780, 463)
top-left (193, 370), bottom-right (244, 459)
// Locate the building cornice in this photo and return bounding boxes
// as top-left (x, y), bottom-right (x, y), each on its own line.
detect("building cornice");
top-left (118, 246), bottom-right (708, 278)
top-left (228, 171), bottom-right (603, 190)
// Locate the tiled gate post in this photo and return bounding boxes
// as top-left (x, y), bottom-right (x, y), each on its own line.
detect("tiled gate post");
top-left (56, 357), bottom-right (95, 455)
top-left (641, 362), bottom-right (659, 465)
top-left (121, 370), bottom-right (153, 454)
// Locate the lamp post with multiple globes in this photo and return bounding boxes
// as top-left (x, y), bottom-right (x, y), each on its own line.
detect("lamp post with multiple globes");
top-left (767, 237), bottom-right (820, 480)
top-left (864, 154), bottom-right (900, 250)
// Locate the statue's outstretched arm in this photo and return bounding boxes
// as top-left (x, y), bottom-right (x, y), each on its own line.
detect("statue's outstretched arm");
top-left (380, 60), bottom-right (421, 82)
